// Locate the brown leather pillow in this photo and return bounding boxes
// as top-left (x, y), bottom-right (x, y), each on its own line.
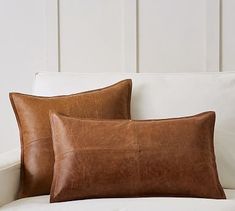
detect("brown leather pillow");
top-left (49, 111), bottom-right (225, 203)
top-left (9, 79), bottom-right (132, 198)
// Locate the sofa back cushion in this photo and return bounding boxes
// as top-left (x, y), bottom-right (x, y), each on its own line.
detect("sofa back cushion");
top-left (49, 111), bottom-right (225, 203)
top-left (10, 79), bottom-right (132, 198)
top-left (34, 72), bottom-right (235, 189)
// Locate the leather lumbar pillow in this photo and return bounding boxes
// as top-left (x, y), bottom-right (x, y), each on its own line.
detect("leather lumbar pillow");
top-left (49, 111), bottom-right (225, 203)
top-left (9, 79), bottom-right (132, 198)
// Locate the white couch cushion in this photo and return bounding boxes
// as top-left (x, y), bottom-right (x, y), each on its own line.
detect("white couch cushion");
top-left (0, 149), bottom-right (20, 207)
top-left (33, 72), bottom-right (235, 189)
top-left (1, 189), bottom-right (235, 211)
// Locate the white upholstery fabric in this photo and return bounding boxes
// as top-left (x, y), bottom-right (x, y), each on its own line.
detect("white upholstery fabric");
top-left (0, 149), bottom-right (20, 207)
top-left (33, 72), bottom-right (235, 189)
top-left (1, 189), bottom-right (235, 211)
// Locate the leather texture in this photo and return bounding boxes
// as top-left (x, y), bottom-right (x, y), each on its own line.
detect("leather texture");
top-left (9, 79), bottom-right (132, 198)
top-left (50, 111), bottom-right (225, 203)
top-left (33, 72), bottom-right (235, 189)
top-left (1, 189), bottom-right (235, 211)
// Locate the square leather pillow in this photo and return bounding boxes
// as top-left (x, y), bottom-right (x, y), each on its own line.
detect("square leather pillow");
top-left (9, 79), bottom-right (132, 198)
top-left (49, 111), bottom-right (225, 203)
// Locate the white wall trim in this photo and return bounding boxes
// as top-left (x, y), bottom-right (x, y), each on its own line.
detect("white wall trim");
top-left (206, 0), bottom-right (221, 72)
top-left (122, 0), bottom-right (138, 73)
top-left (45, 0), bottom-right (59, 72)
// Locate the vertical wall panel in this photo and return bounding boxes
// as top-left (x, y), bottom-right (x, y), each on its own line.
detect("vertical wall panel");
top-left (222, 0), bottom-right (235, 71)
top-left (138, 0), bottom-right (207, 72)
top-left (59, 0), bottom-right (125, 72)
top-left (0, 0), bottom-right (58, 153)
top-left (45, 0), bottom-right (60, 72)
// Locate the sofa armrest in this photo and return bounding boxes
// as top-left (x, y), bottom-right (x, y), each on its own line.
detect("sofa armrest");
top-left (0, 149), bottom-right (20, 207)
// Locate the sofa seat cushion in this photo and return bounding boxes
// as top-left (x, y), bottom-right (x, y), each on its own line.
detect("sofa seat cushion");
top-left (1, 189), bottom-right (235, 211)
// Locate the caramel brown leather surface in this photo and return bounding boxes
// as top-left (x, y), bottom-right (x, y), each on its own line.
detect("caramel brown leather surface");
top-left (50, 111), bottom-right (225, 203)
top-left (9, 80), bottom-right (132, 198)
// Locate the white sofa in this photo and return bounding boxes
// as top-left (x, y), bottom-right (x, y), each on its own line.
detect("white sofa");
top-left (1, 72), bottom-right (235, 211)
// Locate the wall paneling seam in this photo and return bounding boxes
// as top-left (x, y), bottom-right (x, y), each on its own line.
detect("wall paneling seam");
top-left (219, 0), bottom-right (223, 72)
top-left (206, 0), bottom-right (221, 72)
top-left (122, 0), bottom-right (138, 73)
top-left (136, 0), bottom-right (139, 73)
top-left (57, 0), bottom-right (61, 72)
